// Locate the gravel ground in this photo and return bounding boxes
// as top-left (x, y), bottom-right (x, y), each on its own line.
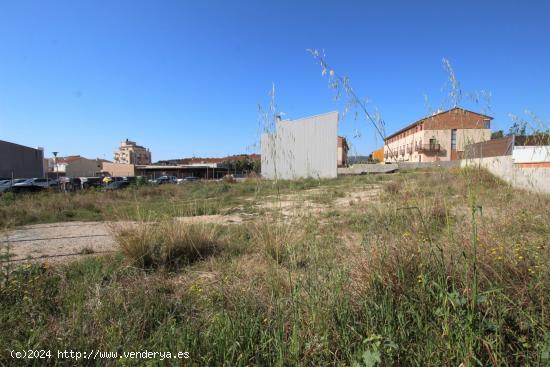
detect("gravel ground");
top-left (1, 214), bottom-right (245, 264)
top-left (1, 221), bottom-right (115, 263)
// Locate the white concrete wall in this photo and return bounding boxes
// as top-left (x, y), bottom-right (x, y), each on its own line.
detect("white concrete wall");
top-left (512, 146), bottom-right (550, 163)
top-left (261, 112), bottom-right (338, 180)
top-left (461, 156), bottom-right (550, 194)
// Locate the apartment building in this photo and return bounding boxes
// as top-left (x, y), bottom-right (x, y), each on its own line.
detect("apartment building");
top-left (384, 107), bottom-right (492, 162)
top-left (113, 139), bottom-right (151, 165)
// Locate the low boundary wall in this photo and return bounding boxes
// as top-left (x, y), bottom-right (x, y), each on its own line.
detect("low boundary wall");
top-left (338, 164), bottom-right (398, 175)
top-left (461, 156), bottom-right (550, 194)
top-left (397, 161), bottom-right (461, 170)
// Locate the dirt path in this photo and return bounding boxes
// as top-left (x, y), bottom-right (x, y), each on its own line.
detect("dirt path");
top-left (1, 214), bottom-right (244, 264)
top-left (1, 222), bottom-right (115, 263)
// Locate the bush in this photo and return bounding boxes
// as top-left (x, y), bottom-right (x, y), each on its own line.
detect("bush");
top-left (0, 192), bottom-right (15, 205)
top-left (161, 221), bottom-right (218, 267)
top-left (251, 220), bottom-right (305, 266)
top-left (111, 220), bottom-right (219, 269)
top-left (384, 181), bottom-right (401, 195)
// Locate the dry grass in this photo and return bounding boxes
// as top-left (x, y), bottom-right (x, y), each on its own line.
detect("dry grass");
top-left (251, 218), bottom-right (307, 267)
top-left (111, 220), bottom-right (220, 269)
top-left (2, 168), bottom-right (550, 366)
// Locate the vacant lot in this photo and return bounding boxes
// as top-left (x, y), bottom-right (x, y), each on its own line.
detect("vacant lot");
top-left (1, 168), bottom-right (549, 366)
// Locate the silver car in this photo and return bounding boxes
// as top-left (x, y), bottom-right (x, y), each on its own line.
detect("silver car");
top-left (13, 178), bottom-right (58, 189)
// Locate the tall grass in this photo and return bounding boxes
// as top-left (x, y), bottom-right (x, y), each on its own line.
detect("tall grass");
top-left (1, 169), bottom-right (549, 366)
top-left (111, 219), bottom-right (220, 269)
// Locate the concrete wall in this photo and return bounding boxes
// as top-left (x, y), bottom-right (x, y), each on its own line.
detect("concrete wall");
top-left (512, 146), bottom-right (550, 164)
top-left (261, 111), bottom-right (338, 180)
top-left (398, 160), bottom-right (461, 170)
top-left (461, 156), bottom-right (550, 194)
top-left (338, 164), bottom-right (398, 175)
top-left (0, 140), bottom-right (45, 179)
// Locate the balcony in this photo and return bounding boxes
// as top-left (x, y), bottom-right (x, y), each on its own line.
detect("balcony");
top-left (416, 143), bottom-right (441, 153)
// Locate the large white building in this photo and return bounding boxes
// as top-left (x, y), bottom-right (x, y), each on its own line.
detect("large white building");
top-left (261, 111), bottom-right (346, 180)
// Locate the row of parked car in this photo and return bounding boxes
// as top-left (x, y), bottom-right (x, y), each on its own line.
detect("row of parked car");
top-left (0, 178), bottom-right (59, 194)
top-left (0, 177), bottom-right (129, 194)
top-left (0, 175), bottom-right (202, 195)
top-left (149, 176), bottom-right (199, 185)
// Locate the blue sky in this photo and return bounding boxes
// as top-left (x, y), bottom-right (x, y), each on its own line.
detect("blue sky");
top-left (1, 0), bottom-right (549, 160)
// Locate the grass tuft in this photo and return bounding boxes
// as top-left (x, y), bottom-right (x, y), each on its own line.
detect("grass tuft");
top-left (112, 220), bottom-right (219, 269)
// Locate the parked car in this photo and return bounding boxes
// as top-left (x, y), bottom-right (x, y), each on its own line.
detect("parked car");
top-left (14, 178), bottom-right (58, 189)
top-left (150, 176), bottom-right (177, 185)
top-left (11, 179), bottom-right (46, 193)
top-left (80, 177), bottom-right (103, 189)
top-left (105, 180), bottom-right (132, 190)
top-left (122, 176), bottom-right (137, 183)
top-left (177, 176), bottom-right (199, 184)
top-left (0, 179), bottom-right (28, 193)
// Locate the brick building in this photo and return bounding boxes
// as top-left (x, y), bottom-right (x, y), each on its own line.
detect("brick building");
top-left (384, 107), bottom-right (492, 162)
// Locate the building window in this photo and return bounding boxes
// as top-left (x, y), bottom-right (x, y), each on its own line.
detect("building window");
top-left (451, 129), bottom-right (457, 150)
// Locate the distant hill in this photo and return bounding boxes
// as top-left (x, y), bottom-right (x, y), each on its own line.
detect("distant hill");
top-left (155, 154), bottom-right (260, 166)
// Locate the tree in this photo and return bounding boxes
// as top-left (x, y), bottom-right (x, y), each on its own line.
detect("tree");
top-left (507, 121), bottom-right (527, 136)
top-left (491, 130), bottom-right (504, 139)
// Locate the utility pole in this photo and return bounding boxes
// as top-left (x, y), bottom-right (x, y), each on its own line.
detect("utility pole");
top-left (52, 152), bottom-right (59, 188)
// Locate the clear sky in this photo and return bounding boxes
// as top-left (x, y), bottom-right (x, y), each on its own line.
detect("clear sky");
top-left (1, 0), bottom-right (549, 160)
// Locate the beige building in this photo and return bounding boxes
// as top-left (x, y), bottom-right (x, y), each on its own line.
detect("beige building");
top-left (114, 139), bottom-right (151, 165)
top-left (384, 108), bottom-right (492, 162)
top-left (102, 162), bottom-right (136, 177)
top-left (337, 136), bottom-right (349, 167)
top-left (47, 155), bottom-right (106, 177)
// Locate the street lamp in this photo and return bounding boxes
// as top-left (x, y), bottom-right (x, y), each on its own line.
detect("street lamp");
top-left (52, 152), bottom-right (59, 182)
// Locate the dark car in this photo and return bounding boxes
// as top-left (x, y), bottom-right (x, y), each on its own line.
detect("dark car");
top-left (80, 177), bottom-right (103, 189)
top-left (10, 180), bottom-right (46, 194)
top-left (105, 181), bottom-right (132, 190)
top-left (125, 176), bottom-right (137, 182)
top-left (0, 179), bottom-right (21, 193)
top-left (150, 176), bottom-right (177, 185)
top-left (0, 179), bottom-right (28, 193)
